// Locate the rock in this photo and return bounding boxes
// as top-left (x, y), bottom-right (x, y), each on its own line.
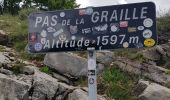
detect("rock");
top-left (52, 72), bottom-right (70, 84)
top-left (158, 32), bottom-right (170, 44)
top-left (142, 47), bottom-right (160, 61)
top-left (0, 67), bottom-right (13, 75)
top-left (2, 63), bottom-right (12, 69)
top-left (113, 57), bottom-right (170, 84)
top-left (17, 74), bottom-right (33, 85)
top-left (68, 89), bottom-right (87, 100)
top-left (68, 89), bottom-right (106, 100)
top-left (20, 66), bottom-right (35, 75)
top-left (133, 79), bottom-right (150, 96)
top-left (96, 51), bottom-right (114, 65)
top-left (0, 73), bottom-right (31, 100)
top-left (0, 52), bottom-right (11, 64)
top-left (156, 45), bottom-right (166, 57)
top-left (44, 53), bottom-right (105, 78)
top-left (0, 62), bottom-right (2, 68)
top-left (161, 43), bottom-right (170, 57)
top-left (0, 30), bottom-right (8, 45)
top-left (113, 58), bottom-right (141, 75)
top-left (136, 80), bottom-right (170, 100)
top-left (142, 64), bottom-right (170, 84)
top-left (96, 63), bottom-right (105, 75)
top-left (32, 70), bottom-right (74, 100)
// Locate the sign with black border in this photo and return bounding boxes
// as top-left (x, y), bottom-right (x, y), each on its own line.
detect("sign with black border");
top-left (28, 2), bottom-right (157, 53)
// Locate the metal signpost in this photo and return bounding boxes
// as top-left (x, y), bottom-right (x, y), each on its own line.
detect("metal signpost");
top-left (87, 47), bottom-right (97, 100)
top-left (28, 2), bottom-right (157, 100)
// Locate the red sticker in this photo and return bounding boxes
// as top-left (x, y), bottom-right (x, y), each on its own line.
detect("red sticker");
top-left (120, 21), bottom-right (128, 28)
top-left (79, 9), bottom-right (86, 16)
top-left (29, 32), bottom-right (37, 42)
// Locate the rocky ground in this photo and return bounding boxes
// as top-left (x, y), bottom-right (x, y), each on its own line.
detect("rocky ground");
top-left (0, 45), bottom-right (106, 100)
top-left (1, 29), bottom-right (170, 100)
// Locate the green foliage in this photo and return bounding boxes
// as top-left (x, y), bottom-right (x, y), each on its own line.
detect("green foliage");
top-left (157, 15), bottom-right (170, 34)
top-left (19, 8), bottom-right (38, 20)
top-left (14, 41), bottom-right (27, 52)
top-left (21, 51), bottom-right (45, 61)
top-left (164, 57), bottom-right (170, 70)
top-left (48, 0), bottom-right (79, 10)
top-left (75, 77), bottom-right (87, 86)
top-left (12, 63), bottom-right (26, 75)
top-left (3, 0), bottom-right (21, 15)
top-left (98, 66), bottom-right (138, 100)
top-left (8, 20), bottom-right (28, 42)
top-left (165, 83), bottom-right (170, 89)
top-left (165, 70), bottom-right (170, 75)
top-left (0, 14), bottom-right (21, 34)
top-left (0, 46), bottom-right (5, 52)
top-left (40, 65), bottom-right (51, 74)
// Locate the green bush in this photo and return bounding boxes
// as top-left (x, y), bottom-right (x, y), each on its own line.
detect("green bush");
top-left (157, 12), bottom-right (170, 34)
top-left (19, 8), bottom-right (38, 20)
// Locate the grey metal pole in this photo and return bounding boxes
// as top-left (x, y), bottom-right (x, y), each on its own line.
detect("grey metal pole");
top-left (87, 47), bottom-right (97, 100)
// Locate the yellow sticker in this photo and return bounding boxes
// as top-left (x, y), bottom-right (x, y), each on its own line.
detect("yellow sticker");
top-left (144, 38), bottom-right (155, 47)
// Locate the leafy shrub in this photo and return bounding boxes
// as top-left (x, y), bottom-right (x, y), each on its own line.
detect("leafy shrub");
top-left (19, 8), bottom-right (38, 20)
top-left (157, 9), bottom-right (170, 34)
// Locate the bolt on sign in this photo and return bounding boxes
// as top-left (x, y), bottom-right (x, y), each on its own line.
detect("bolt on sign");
top-left (28, 2), bottom-right (157, 53)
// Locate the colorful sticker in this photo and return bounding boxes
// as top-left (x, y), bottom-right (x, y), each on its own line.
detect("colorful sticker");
top-left (60, 12), bottom-right (65, 17)
top-left (28, 44), bottom-right (33, 51)
top-left (144, 38), bottom-right (155, 47)
top-left (82, 28), bottom-right (91, 34)
top-left (47, 27), bottom-right (56, 33)
top-left (120, 21), bottom-right (128, 28)
top-left (34, 43), bottom-right (43, 51)
top-left (123, 42), bottom-right (129, 48)
top-left (110, 23), bottom-right (119, 32)
top-left (29, 32), bottom-right (37, 42)
top-left (93, 24), bottom-right (108, 32)
top-left (40, 30), bottom-right (47, 38)
top-left (41, 38), bottom-right (46, 44)
top-left (143, 29), bottom-right (152, 38)
top-left (53, 29), bottom-right (63, 37)
top-left (79, 9), bottom-right (86, 16)
top-left (128, 27), bottom-right (136, 32)
top-left (137, 26), bottom-right (144, 31)
top-left (59, 34), bottom-right (67, 41)
top-left (70, 25), bottom-right (78, 34)
top-left (143, 18), bottom-right (153, 28)
top-left (86, 7), bottom-right (93, 15)
top-left (71, 36), bottom-right (76, 40)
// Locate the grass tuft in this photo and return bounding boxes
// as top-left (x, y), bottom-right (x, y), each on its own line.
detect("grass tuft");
top-left (40, 65), bottom-right (52, 74)
top-left (98, 66), bottom-right (138, 100)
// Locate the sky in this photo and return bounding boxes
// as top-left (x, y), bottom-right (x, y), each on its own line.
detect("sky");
top-left (76, 0), bottom-right (170, 14)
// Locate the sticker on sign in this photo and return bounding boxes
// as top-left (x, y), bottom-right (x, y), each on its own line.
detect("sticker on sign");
top-left (28, 2), bottom-right (157, 53)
